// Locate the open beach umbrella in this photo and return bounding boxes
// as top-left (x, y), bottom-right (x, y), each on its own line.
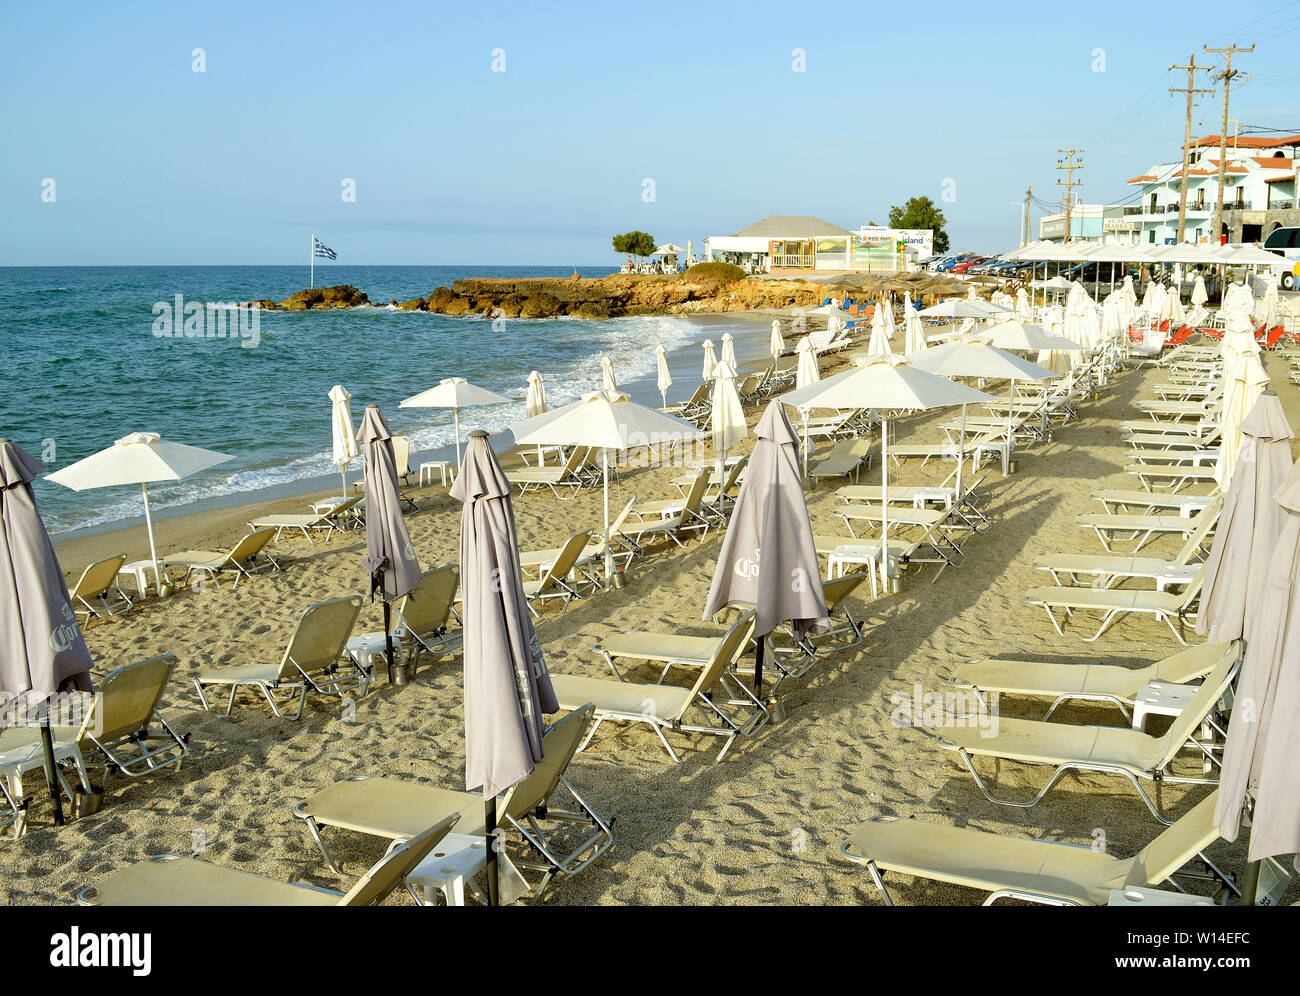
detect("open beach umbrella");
top-left (911, 335), bottom-right (1056, 484)
top-left (1215, 456), bottom-right (1300, 885)
top-left (1, 439), bottom-right (94, 827)
top-left (702, 340), bottom-right (717, 381)
top-left (46, 432), bottom-right (232, 593)
top-left (918, 299), bottom-right (989, 339)
top-left (867, 302), bottom-right (893, 357)
top-left (1196, 393), bottom-right (1293, 644)
top-left (358, 405), bottom-right (421, 683)
top-left (399, 377), bottom-right (511, 466)
top-left (978, 319), bottom-right (1084, 353)
top-left (721, 333), bottom-right (737, 371)
top-left (525, 371), bottom-right (548, 419)
top-left (450, 430), bottom-right (557, 904)
top-left (600, 356), bottom-right (619, 394)
top-left (329, 385), bottom-right (360, 498)
top-left (780, 358), bottom-right (993, 586)
top-left (1214, 348), bottom-right (1269, 490)
top-left (703, 401), bottom-right (829, 694)
top-left (654, 345), bottom-right (672, 409)
top-left (512, 391), bottom-right (701, 586)
top-left (770, 320), bottom-right (785, 360)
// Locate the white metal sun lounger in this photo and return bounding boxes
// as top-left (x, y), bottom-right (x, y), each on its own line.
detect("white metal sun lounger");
top-left (1075, 495), bottom-right (1221, 553)
top-left (1024, 566), bottom-right (1205, 645)
top-left (248, 495), bottom-right (362, 543)
top-left (164, 528), bottom-right (281, 588)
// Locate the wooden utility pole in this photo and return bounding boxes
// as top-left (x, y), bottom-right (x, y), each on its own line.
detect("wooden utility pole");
top-left (1056, 149), bottom-right (1083, 242)
top-left (1169, 55), bottom-right (1214, 243)
top-left (1023, 186), bottom-right (1032, 247)
top-left (1204, 43), bottom-right (1253, 245)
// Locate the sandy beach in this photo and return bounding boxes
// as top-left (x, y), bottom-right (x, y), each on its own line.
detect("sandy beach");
top-left (5, 339), bottom-right (1293, 906)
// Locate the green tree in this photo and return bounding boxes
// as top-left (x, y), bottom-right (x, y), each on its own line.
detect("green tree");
top-left (887, 197), bottom-right (950, 253)
top-left (612, 231), bottom-right (657, 259)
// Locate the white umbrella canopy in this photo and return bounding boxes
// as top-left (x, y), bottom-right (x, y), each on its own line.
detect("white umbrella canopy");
top-left (918, 300), bottom-right (990, 321)
top-left (702, 339), bottom-right (717, 381)
top-left (770, 320), bottom-right (785, 360)
top-left (880, 296), bottom-right (897, 338)
top-left (600, 356), bottom-right (618, 393)
top-left (512, 390), bottom-right (702, 584)
top-left (710, 362), bottom-right (748, 457)
top-left (1254, 283), bottom-right (1280, 330)
top-left (399, 376), bottom-right (512, 465)
top-left (1214, 350), bottom-right (1270, 490)
top-left (721, 333), bottom-right (738, 370)
top-left (652, 243), bottom-right (685, 256)
top-left (978, 320), bottom-right (1084, 353)
top-left (329, 384), bottom-right (360, 496)
top-left (654, 345), bottom-right (672, 408)
top-left (780, 357), bottom-right (994, 586)
top-left (1015, 287), bottom-right (1032, 321)
top-left (903, 305), bottom-right (928, 356)
top-left (45, 432), bottom-right (233, 592)
top-left (525, 370), bottom-right (549, 418)
top-left (795, 336), bottom-right (820, 390)
top-left (1192, 274), bottom-right (1209, 307)
top-left (867, 302), bottom-right (893, 356)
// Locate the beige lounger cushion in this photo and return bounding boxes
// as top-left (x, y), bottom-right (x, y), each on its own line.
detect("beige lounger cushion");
top-left (934, 716), bottom-right (1165, 772)
top-left (296, 778), bottom-right (486, 838)
top-left (846, 817), bottom-right (1130, 905)
top-left (602, 632), bottom-right (722, 665)
top-left (550, 673), bottom-right (691, 719)
top-left (1025, 586), bottom-right (1184, 612)
top-left (193, 661), bottom-right (285, 686)
top-left (84, 857), bottom-right (341, 906)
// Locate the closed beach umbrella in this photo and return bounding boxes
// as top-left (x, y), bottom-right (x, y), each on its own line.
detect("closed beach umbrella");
top-left (1216, 457), bottom-right (1300, 878)
top-left (1214, 349), bottom-right (1269, 490)
top-left (1196, 393), bottom-right (1293, 643)
top-left (1015, 287), bottom-right (1032, 321)
top-left (721, 333), bottom-right (737, 371)
top-left (1192, 274), bottom-right (1208, 307)
top-left (1, 439), bottom-right (94, 826)
top-left (450, 430), bottom-right (557, 903)
top-left (903, 298), bottom-right (928, 356)
top-left (795, 337), bottom-right (820, 391)
top-left (329, 385), bottom-right (360, 497)
top-left (399, 376), bottom-right (511, 465)
top-left (703, 401), bottom-right (829, 693)
top-left (881, 296), bottom-right (896, 338)
top-left (770, 320), bottom-right (785, 360)
top-left (525, 371), bottom-right (548, 418)
top-left (780, 358), bottom-right (993, 586)
top-left (513, 391), bottom-right (700, 585)
top-left (359, 405), bottom-right (421, 682)
top-left (702, 340), bottom-right (717, 381)
top-left (711, 362), bottom-right (748, 465)
top-left (654, 345), bottom-right (672, 409)
top-left (867, 302), bottom-right (893, 356)
top-left (45, 432), bottom-right (232, 593)
top-left (600, 356), bottom-right (618, 393)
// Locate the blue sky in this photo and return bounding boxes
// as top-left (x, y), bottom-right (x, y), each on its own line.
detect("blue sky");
top-left (3, 0), bottom-right (1298, 264)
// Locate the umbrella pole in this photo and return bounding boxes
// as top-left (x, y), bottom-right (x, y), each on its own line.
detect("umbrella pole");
top-left (485, 795), bottom-right (500, 906)
top-left (453, 408), bottom-right (462, 466)
top-left (1006, 379), bottom-right (1017, 469)
top-left (802, 414), bottom-right (809, 479)
top-left (880, 415), bottom-right (890, 590)
top-left (141, 483), bottom-right (163, 594)
top-left (955, 403), bottom-right (967, 507)
top-left (754, 634), bottom-right (765, 696)
top-left (40, 722), bottom-right (65, 827)
top-left (383, 597), bottom-right (395, 684)
top-left (602, 450), bottom-right (611, 589)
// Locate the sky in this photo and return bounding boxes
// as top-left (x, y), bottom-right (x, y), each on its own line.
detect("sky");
top-left (2, 0), bottom-right (1298, 265)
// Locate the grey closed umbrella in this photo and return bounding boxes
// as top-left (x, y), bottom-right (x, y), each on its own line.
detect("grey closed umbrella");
top-left (1196, 393), bottom-right (1294, 643)
top-left (1216, 456), bottom-right (1300, 884)
top-left (1, 439), bottom-right (94, 826)
top-left (703, 401), bottom-right (828, 694)
top-left (358, 405), bottom-right (421, 682)
top-left (450, 429), bottom-right (558, 904)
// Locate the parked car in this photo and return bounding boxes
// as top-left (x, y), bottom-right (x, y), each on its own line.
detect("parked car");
top-left (952, 256), bottom-right (990, 274)
top-left (936, 253), bottom-right (978, 272)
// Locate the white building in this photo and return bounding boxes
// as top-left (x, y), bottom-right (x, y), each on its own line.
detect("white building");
top-left (1038, 202), bottom-right (1140, 244)
top-left (1124, 133), bottom-right (1300, 245)
top-left (704, 215), bottom-right (928, 272)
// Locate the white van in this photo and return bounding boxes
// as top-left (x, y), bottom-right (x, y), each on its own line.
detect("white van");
top-left (1263, 227), bottom-right (1300, 290)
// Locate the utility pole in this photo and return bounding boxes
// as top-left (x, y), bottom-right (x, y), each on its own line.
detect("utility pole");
top-left (1056, 149), bottom-right (1083, 243)
top-left (1169, 54), bottom-right (1214, 243)
top-left (1023, 186), bottom-right (1032, 247)
top-left (1205, 43), bottom-right (1253, 245)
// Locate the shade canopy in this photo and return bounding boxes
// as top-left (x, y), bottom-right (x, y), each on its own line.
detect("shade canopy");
top-left (917, 300), bottom-right (990, 321)
top-left (909, 335), bottom-right (1058, 381)
top-left (601, 356), bottom-right (618, 393)
top-left (654, 345), bottom-right (672, 401)
top-left (779, 355), bottom-right (995, 412)
top-left (978, 320), bottom-right (1085, 352)
top-left (512, 390), bottom-right (700, 451)
top-left (711, 363), bottom-right (749, 455)
top-left (702, 340), bottom-right (717, 381)
top-left (399, 377), bottom-right (511, 410)
top-left (770, 320), bottom-right (785, 359)
top-left (46, 432), bottom-right (232, 490)
top-left (652, 243), bottom-right (685, 255)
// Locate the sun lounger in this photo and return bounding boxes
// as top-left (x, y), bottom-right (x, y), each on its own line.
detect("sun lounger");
top-left (613, 469), bottom-right (712, 554)
top-left (841, 790), bottom-right (1234, 905)
top-left (551, 610), bottom-right (762, 762)
top-left (520, 498), bottom-right (637, 581)
top-left (809, 437), bottom-right (874, 484)
top-left (1075, 495), bottom-right (1221, 553)
top-left (763, 573), bottom-right (869, 680)
top-left (662, 383), bottom-right (710, 421)
top-left (77, 815), bottom-right (460, 906)
top-left (1092, 489), bottom-right (1218, 516)
top-left (506, 445), bottom-right (592, 500)
top-left (523, 529), bottom-right (594, 616)
top-left (1038, 505), bottom-right (1217, 586)
top-left (346, 565), bottom-right (462, 677)
top-left (291, 705), bottom-right (612, 896)
top-left (69, 553), bottom-right (133, 624)
top-left (249, 495), bottom-right (362, 543)
top-left (1025, 565), bottom-right (1204, 644)
top-left (927, 650), bottom-right (1238, 823)
top-left (1125, 463), bottom-right (1219, 493)
top-left (80, 653), bottom-right (188, 783)
top-left (163, 528), bottom-right (280, 588)
top-left (950, 640), bottom-right (1239, 720)
top-left (887, 433), bottom-right (1010, 475)
top-left (194, 595), bottom-right (367, 719)
top-left (838, 505), bottom-right (966, 578)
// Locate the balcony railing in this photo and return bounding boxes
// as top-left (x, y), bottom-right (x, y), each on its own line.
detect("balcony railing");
top-left (771, 253), bottom-right (815, 269)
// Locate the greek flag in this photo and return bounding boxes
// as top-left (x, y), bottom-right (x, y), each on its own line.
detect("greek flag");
top-left (313, 237), bottom-right (337, 260)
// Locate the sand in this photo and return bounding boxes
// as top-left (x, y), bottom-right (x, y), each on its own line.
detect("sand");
top-left (7, 343), bottom-right (1299, 906)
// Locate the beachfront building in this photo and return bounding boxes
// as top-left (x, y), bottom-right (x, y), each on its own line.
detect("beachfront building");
top-left (1124, 133), bottom-right (1300, 245)
top-left (704, 215), bottom-right (929, 273)
top-left (1038, 203), bottom-right (1140, 245)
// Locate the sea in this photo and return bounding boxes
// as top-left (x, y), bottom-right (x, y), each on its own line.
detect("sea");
top-left (0, 265), bottom-right (770, 535)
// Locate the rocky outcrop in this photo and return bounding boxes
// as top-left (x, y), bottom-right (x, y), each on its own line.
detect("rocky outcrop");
top-left (276, 285), bottom-right (370, 310)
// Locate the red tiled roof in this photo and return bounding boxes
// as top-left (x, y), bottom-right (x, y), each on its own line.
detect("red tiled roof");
top-left (1127, 174), bottom-right (1157, 183)
top-left (1187, 134), bottom-right (1300, 149)
top-left (1264, 174), bottom-right (1296, 183)
top-left (1253, 156), bottom-right (1296, 169)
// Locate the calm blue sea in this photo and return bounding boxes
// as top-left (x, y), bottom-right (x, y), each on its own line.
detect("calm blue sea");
top-left (0, 265), bottom-right (759, 534)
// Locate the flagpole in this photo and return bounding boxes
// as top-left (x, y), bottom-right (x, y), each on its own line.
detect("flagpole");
top-left (310, 233), bottom-right (315, 290)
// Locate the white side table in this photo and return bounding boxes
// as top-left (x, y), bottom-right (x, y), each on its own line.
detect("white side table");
top-left (1131, 680), bottom-right (1197, 732)
top-left (407, 832), bottom-right (488, 906)
top-left (419, 461), bottom-right (456, 487)
top-left (827, 545), bottom-right (884, 597)
top-left (117, 560), bottom-right (165, 598)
